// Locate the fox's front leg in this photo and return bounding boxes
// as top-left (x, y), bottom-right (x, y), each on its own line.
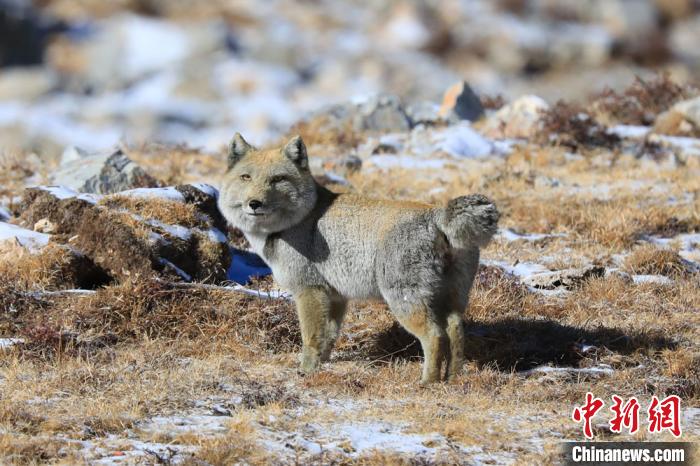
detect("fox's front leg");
top-left (294, 287), bottom-right (332, 373)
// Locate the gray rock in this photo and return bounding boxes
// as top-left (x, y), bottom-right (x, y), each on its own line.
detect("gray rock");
top-left (670, 15), bottom-right (700, 64)
top-left (0, 206), bottom-right (9, 222)
top-left (439, 81), bottom-right (484, 122)
top-left (405, 101), bottom-right (442, 126)
top-left (353, 94), bottom-right (412, 132)
top-left (523, 265), bottom-right (605, 290)
top-left (51, 148), bottom-right (160, 194)
top-left (481, 95), bottom-right (549, 139)
top-left (0, 68), bottom-right (55, 100)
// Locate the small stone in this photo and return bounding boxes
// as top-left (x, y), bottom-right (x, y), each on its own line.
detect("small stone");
top-left (438, 81), bottom-right (484, 122)
top-left (670, 16), bottom-right (700, 64)
top-left (405, 101), bottom-right (442, 126)
top-left (523, 265), bottom-right (605, 290)
top-left (33, 218), bottom-right (57, 234)
top-left (534, 176), bottom-right (561, 188)
top-left (354, 94), bottom-right (412, 132)
top-left (51, 148), bottom-right (160, 194)
top-left (652, 96), bottom-right (700, 137)
top-left (322, 155), bottom-right (362, 177)
top-left (480, 95), bottom-right (549, 139)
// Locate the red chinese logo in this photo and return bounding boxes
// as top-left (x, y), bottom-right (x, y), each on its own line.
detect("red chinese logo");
top-left (609, 395), bottom-right (640, 434)
top-left (573, 394), bottom-right (682, 439)
top-left (572, 392), bottom-right (605, 439)
top-left (647, 395), bottom-right (682, 437)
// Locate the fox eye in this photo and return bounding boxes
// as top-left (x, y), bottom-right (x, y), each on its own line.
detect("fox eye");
top-left (240, 174), bottom-right (251, 181)
top-left (270, 175), bottom-right (286, 183)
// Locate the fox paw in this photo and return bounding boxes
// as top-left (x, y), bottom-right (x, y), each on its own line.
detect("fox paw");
top-left (299, 350), bottom-right (321, 374)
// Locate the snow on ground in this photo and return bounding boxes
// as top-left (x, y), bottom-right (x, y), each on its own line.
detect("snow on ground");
top-left (75, 396), bottom-right (517, 464)
top-left (647, 232), bottom-right (700, 250)
top-left (119, 186), bottom-right (186, 202)
top-left (0, 222), bottom-right (50, 252)
top-left (631, 274), bottom-right (674, 285)
top-left (485, 260), bottom-right (550, 280)
top-left (366, 155), bottom-right (449, 170)
top-left (497, 228), bottom-right (565, 242)
top-left (434, 123), bottom-right (495, 159)
top-left (0, 338), bottom-right (25, 349)
top-left (608, 125), bottom-right (651, 139)
top-left (522, 365), bottom-right (614, 377)
top-left (37, 186), bottom-right (101, 204)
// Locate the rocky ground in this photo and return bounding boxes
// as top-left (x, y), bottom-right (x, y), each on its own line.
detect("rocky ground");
top-left (1, 74), bottom-right (700, 464)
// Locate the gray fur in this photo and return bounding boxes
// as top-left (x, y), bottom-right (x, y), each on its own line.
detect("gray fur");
top-left (218, 135), bottom-right (499, 383)
top-left (436, 194), bottom-right (500, 248)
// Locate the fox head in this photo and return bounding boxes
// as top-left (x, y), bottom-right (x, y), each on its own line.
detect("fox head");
top-left (218, 133), bottom-right (318, 235)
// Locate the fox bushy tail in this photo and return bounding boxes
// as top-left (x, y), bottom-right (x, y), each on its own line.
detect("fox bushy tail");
top-left (436, 194), bottom-right (499, 248)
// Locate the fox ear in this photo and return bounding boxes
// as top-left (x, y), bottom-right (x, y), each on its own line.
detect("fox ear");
top-left (282, 135), bottom-right (308, 169)
top-left (228, 133), bottom-right (253, 169)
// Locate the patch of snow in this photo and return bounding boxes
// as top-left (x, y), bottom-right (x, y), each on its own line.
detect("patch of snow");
top-left (0, 338), bottom-right (24, 349)
top-left (383, 11), bottom-right (431, 49)
top-left (324, 422), bottom-right (442, 455)
top-left (647, 233), bottom-right (700, 251)
top-left (113, 15), bottom-right (193, 80)
top-left (378, 133), bottom-right (404, 151)
top-left (0, 206), bottom-right (10, 221)
top-left (632, 274), bottom-right (673, 285)
top-left (367, 155), bottom-right (448, 170)
top-left (144, 219), bottom-right (192, 241)
top-left (487, 260), bottom-right (550, 279)
top-left (608, 125), bottom-right (650, 138)
top-left (24, 111), bottom-right (122, 151)
top-left (0, 222), bottom-right (50, 252)
top-left (190, 183), bottom-right (219, 198)
top-left (322, 171), bottom-right (349, 185)
top-left (204, 228), bottom-right (228, 244)
top-left (434, 123), bottom-right (495, 158)
top-left (0, 101), bottom-right (24, 125)
top-left (159, 258), bottom-right (192, 282)
top-left (653, 134), bottom-right (700, 157)
top-left (37, 186), bottom-right (101, 204)
top-left (497, 228), bottom-right (565, 242)
top-left (119, 187), bottom-right (185, 202)
top-left (522, 365), bottom-right (614, 376)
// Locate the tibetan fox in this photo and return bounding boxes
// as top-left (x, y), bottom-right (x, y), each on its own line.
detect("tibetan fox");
top-left (218, 133), bottom-right (499, 383)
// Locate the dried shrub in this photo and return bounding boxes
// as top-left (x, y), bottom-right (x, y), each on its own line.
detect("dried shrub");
top-left (590, 74), bottom-right (698, 126)
top-left (99, 195), bottom-right (203, 229)
top-left (235, 379), bottom-right (299, 409)
top-left (536, 101), bottom-right (620, 151)
top-left (0, 243), bottom-right (112, 290)
top-left (470, 265), bottom-right (533, 318)
top-left (480, 93), bottom-right (506, 110)
top-left (286, 110), bottom-right (364, 148)
top-left (7, 278), bottom-right (300, 357)
top-left (623, 244), bottom-right (690, 277)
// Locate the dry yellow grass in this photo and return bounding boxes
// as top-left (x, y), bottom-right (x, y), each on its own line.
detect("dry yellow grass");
top-left (98, 194), bottom-right (203, 228)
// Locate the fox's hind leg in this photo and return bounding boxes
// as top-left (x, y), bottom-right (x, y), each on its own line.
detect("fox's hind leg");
top-left (443, 248), bottom-right (480, 381)
top-left (390, 305), bottom-right (447, 384)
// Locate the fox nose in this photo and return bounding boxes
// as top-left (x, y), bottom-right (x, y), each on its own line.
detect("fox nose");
top-left (248, 199), bottom-right (263, 211)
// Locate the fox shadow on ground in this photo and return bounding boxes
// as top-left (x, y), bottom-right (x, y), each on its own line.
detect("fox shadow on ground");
top-left (357, 317), bottom-right (676, 372)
